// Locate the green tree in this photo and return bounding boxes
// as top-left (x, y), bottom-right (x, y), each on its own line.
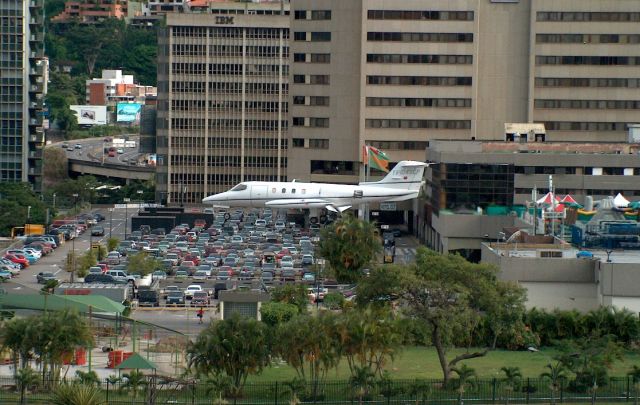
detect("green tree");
top-left (0, 183), bottom-right (50, 237)
top-left (349, 365), bottom-right (376, 405)
top-left (0, 317), bottom-right (34, 376)
top-left (202, 372), bottom-right (232, 405)
top-left (540, 362), bottom-right (568, 405)
top-left (334, 306), bottom-right (402, 378)
top-left (107, 237), bottom-right (120, 253)
top-left (318, 214), bottom-right (381, 283)
top-left (120, 370), bottom-right (147, 399)
top-left (500, 366), bottom-right (522, 405)
top-left (274, 313), bottom-right (341, 395)
top-left (401, 248), bottom-right (526, 383)
top-left (43, 147), bottom-right (69, 188)
top-left (323, 292), bottom-right (345, 310)
top-left (51, 383), bottom-right (105, 405)
top-left (75, 370), bottom-right (100, 386)
top-left (280, 377), bottom-right (306, 405)
top-left (77, 250), bottom-right (97, 278)
top-left (270, 284), bottom-right (309, 314)
top-left (187, 315), bottom-right (271, 396)
top-left (451, 364), bottom-right (477, 405)
top-left (15, 366), bottom-right (39, 405)
top-left (354, 265), bottom-right (407, 308)
top-left (126, 251), bottom-right (161, 276)
top-left (260, 302), bottom-right (299, 327)
top-left (628, 365), bottom-right (640, 405)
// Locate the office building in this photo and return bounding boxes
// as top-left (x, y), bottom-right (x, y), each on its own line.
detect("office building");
top-left (421, 136), bottom-right (640, 257)
top-left (51, 0), bottom-right (128, 24)
top-left (0, 0), bottom-right (46, 191)
top-left (287, 0), bottom-right (640, 183)
top-left (156, 2), bottom-right (289, 204)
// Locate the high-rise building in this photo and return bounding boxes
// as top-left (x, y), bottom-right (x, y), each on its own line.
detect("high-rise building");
top-left (287, 0), bottom-right (640, 183)
top-left (0, 0), bottom-right (47, 191)
top-left (156, 2), bottom-right (289, 204)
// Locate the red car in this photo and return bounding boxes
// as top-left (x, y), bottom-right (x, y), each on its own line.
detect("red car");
top-left (184, 254), bottom-right (200, 266)
top-left (96, 262), bottom-right (109, 272)
top-left (4, 254), bottom-right (29, 269)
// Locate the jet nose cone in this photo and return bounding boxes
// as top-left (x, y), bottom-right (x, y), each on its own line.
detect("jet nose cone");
top-left (202, 192), bottom-right (227, 204)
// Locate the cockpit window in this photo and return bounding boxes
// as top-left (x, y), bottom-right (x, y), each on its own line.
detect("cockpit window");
top-left (230, 184), bottom-right (247, 192)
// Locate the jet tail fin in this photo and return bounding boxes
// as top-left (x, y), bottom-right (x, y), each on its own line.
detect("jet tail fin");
top-left (359, 160), bottom-right (427, 190)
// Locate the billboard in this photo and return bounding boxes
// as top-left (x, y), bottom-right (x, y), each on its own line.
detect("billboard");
top-left (70, 105), bottom-right (108, 126)
top-left (116, 102), bottom-right (142, 123)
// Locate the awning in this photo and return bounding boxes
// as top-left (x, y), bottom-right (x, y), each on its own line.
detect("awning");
top-left (116, 352), bottom-right (157, 370)
top-left (0, 293), bottom-right (125, 315)
top-left (614, 193), bottom-right (630, 208)
top-left (536, 192), bottom-right (559, 205)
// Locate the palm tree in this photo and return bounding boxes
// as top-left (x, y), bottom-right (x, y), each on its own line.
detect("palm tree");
top-left (203, 372), bottom-right (232, 405)
top-left (500, 366), bottom-right (522, 405)
top-left (51, 383), bottom-right (105, 405)
top-left (281, 377), bottom-right (307, 405)
top-left (628, 365), bottom-right (640, 405)
top-left (407, 379), bottom-right (432, 405)
top-left (451, 364), bottom-right (477, 405)
top-left (120, 370), bottom-right (148, 399)
top-left (349, 365), bottom-right (376, 405)
top-left (15, 366), bottom-right (39, 405)
top-left (540, 362), bottom-right (568, 405)
top-left (75, 370), bottom-right (100, 386)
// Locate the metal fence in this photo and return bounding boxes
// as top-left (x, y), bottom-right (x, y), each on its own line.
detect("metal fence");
top-left (0, 376), bottom-right (638, 404)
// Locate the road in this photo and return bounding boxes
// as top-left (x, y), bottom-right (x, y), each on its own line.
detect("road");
top-left (3, 207), bottom-right (130, 295)
top-left (58, 136), bottom-right (143, 166)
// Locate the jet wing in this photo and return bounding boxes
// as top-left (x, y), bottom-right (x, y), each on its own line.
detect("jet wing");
top-left (264, 199), bottom-right (332, 208)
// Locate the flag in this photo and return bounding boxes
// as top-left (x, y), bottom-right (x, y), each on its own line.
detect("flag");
top-left (364, 145), bottom-right (390, 172)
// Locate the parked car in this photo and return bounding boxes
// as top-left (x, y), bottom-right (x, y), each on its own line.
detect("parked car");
top-left (84, 274), bottom-right (124, 284)
top-left (191, 291), bottom-right (210, 307)
top-left (166, 291), bottom-right (185, 306)
top-left (184, 284), bottom-right (203, 299)
top-left (3, 254), bottom-right (29, 269)
top-left (36, 272), bottom-right (57, 284)
top-left (0, 270), bottom-right (12, 280)
top-left (91, 226), bottom-right (105, 236)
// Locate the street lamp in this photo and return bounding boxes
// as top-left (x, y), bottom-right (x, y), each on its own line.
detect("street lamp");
top-left (123, 198), bottom-right (131, 240)
top-left (52, 193), bottom-right (56, 210)
top-left (137, 190), bottom-right (143, 214)
top-left (71, 193), bottom-right (79, 282)
top-left (316, 258), bottom-right (325, 310)
top-left (108, 207), bottom-right (114, 239)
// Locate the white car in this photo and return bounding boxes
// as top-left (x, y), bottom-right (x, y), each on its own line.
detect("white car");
top-left (117, 148), bottom-right (124, 154)
top-left (184, 284), bottom-right (203, 299)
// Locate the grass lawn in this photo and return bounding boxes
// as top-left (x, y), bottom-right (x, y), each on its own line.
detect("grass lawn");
top-left (250, 347), bottom-right (640, 381)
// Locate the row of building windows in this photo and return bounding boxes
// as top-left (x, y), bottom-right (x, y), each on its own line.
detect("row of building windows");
top-left (367, 10), bottom-right (473, 21)
top-left (536, 34), bottom-right (640, 44)
top-left (535, 77), bottom-right (640, 88)
top-left (367, 75), bottom-right (472, 86)
top-left (169, 137), bottom-right (288, 149)
top-left (310, 160), bottom-right (358, 176)
top-left (198, 82), bottom-right (287, 94)
top-left (536, 56), bottom-right (640, 66)
top-left (536, 12), bottom-right (640, 22)
top-left (292, 96), bottom-right (329, 106)
top-left (366, 97), bottom-right (471, 108)
top-left (173, 155), bottom-right (287, 168)
top-left (293, 74), bottom-right (329, 85)
top-left (366, 141), bottom-right (429, 151)
top-left (291, 138), bottom-right (330, 149)
top-left (293, 32), bottom-right (331, 42)
top-left (294, 10), bottom-right (331, 20)
top-left (366, 53), bottom-right (472, 65)
top-left (171, 99), bottom-right (288, 112)
top-left (543, 122), bottom-right (627, 131)
top-left (367, 32), bottom-right (473, 43)
top-left (172, 27), bottom-right (287, 39)
top-left (293, 53), bottom-right (330, 63)
top-left (173, 45), bottom-right (288, 59)
top-left (292, 117), bottom-right (329, 128)
top-left (366, 119), bottom-right (471, 130)
top-left (171, 118), bottom-right (288, 131)
top-left (535, 99), bottom-right (640, 110)
top-left (172, 63), bottom-right (287, 76)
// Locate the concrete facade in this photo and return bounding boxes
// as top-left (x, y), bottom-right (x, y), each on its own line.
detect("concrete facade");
top-left (156, 4), bottom-right (290, 204)
top-left (482, 243), bottom-right (640, 312)
top-left (287, 0), bottom-right (640, 183)
top-left (0, 0), bottom-right (46, 191)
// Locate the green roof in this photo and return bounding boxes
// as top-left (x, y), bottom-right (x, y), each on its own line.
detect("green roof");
top-left (116, 352), bottom-right (157, 370)
top-left (0, 293), bottom-right (125, 315)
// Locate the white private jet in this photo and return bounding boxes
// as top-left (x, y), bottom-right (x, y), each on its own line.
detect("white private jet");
top-left (202, 160), bottom-right (427, 213)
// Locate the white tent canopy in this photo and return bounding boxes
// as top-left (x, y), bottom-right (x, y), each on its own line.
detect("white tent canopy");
top-left (614, 193), bottom-right (630, 208)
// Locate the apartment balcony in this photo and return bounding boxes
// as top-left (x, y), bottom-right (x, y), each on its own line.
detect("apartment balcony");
top-left (28, 150), bottom-right (43, 160)
top-left (29, 0), bottom-right (44, 7)
top-left (29, 83), bottom-right (44, 93)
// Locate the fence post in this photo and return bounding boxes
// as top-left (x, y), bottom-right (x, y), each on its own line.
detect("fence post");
top-left (526, 378), bottom-right (530, 404)
top-left (387, 379), bottom-right (391, 405)
top-left (191, 381), bottom-right (196, 405)
top-left (274, 381), bottom-right (279, 405)
top-left (560, 379), bottom-right (564, 403)
top-left (105, 379), bottom-right (109, 403)
top-left (492, 378), bottom-right (497, 404)
top-left (627, 376), bottom-right (631, 402)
